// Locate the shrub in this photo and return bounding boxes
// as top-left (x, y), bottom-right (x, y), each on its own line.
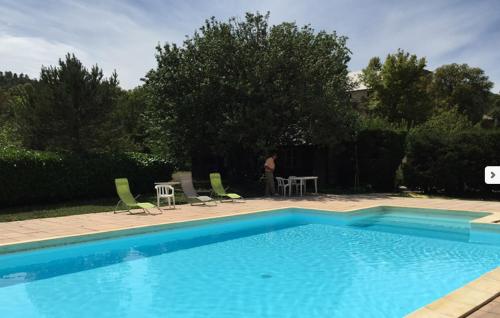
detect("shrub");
top-left (404, 129), bottom-right (500, 194)
top-left (0, 149), bottom-right (173, 207)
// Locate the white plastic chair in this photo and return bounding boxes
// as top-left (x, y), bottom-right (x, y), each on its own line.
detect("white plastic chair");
top-left (155, 184), bottom-right (176, 209)
top-left (275, 177), bottom-right (290, 196)
top-left (289, 176), bottom-right (304, 195)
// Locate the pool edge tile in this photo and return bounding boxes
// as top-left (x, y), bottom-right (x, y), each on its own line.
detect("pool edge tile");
top-left (406, 267), bottom-right (500, 318)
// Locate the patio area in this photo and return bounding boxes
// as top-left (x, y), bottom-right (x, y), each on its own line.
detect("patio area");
top-left (1, 193), bottom-right (500, 247)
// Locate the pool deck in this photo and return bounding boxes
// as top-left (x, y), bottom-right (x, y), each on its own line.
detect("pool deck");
top-left (0, 193), bottom-right (499, 317)
top-left (467, 295), bottom-right (500, 318)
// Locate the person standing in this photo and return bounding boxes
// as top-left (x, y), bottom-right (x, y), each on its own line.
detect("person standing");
top-left (264, 153), bottom-right (278, 196)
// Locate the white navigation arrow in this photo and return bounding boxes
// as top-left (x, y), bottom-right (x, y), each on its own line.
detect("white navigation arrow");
top-left (485, 166), bottom-right (500, 184)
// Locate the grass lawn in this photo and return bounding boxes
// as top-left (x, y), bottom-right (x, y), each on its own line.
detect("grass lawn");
top-left (0, 193), bottom-right (190, 222)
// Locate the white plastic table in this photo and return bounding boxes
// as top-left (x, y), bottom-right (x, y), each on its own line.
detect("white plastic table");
top-left (154, 181), bottom-right (180, 186)
top-left (288, 176), bottom-right (318, 196)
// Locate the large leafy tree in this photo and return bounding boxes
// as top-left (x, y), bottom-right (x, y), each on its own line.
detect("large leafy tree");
top-left (489, 93), bottom-right (500, 124)
top-left (113, 86), bottom-right (150, 151)
top-left (361, 50), bottom-right (432, 127)
top-left (145, 12), bottom-right (356, 176)
top-left (9, 54), bottom-right (123, 153)
top-left (430, 63), bottom-right (494, 123)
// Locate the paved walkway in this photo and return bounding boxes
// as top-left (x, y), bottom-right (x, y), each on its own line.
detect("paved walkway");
top-left (1, 194), bottom-right (499, 247)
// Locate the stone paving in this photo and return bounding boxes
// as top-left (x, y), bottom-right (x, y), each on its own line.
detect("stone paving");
top-left (1, 194), bottom-right (500, 247)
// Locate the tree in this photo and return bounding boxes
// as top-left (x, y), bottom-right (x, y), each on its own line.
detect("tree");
top-left (0, 89), bottom-right (20, 148)
top-left (10, 54), bottom-right (122, 153)
top-left (361, 50), bottom-right (432, 127)
top-left (430, 63), bottom-right (493, 123)
top-left (0, 72), bottom-right (34, 148)
top-left (145, 12), bottom-right (356, 177)
top-left (417, 107), bottom-right (473, 133)
top-left (113, 86), bottom-right (150, 151)
top-left (0, 71), bottom-right (32, 89)
top-left (489, 93), bottom-right (500, 122)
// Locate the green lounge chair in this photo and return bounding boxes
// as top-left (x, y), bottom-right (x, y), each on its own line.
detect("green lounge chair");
top-left (209, 172), bottom-right (244, 202)
top-left (114, 178), bottom-right (159, 214)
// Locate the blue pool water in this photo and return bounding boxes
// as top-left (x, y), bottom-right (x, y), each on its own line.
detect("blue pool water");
top-left (0, 208), bottom-right (499, 318)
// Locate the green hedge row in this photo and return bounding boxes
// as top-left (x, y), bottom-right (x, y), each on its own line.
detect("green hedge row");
top-left (0, 149), bottom-right (173, 207)
top-left (404, 129), bottom-right (500, 194)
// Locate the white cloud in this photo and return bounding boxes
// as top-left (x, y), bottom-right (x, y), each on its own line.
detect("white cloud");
top-left (0, 35), bottom-right (87, 76)
top-left (0, 0), bottom-right (186, 87)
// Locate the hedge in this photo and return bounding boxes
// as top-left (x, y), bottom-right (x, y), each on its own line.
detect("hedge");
top-left (0, 149), bottom-right (174, 207)
top-left (404, 129), bottom-right (500, 194)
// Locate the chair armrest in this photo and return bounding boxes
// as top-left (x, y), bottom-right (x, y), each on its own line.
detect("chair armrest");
top-left (167, 185), bottom-right (175, 194)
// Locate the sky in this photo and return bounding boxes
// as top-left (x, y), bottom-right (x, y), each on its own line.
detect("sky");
top-left (1, 0), bottom-right (499, 90)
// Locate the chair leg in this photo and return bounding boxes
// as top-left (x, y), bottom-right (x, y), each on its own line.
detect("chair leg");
top-left (114, 200), bottom-right (123, 213)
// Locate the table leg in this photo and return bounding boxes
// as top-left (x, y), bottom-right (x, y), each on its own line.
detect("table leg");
top-left (314, 179), bottom-right (318, 194)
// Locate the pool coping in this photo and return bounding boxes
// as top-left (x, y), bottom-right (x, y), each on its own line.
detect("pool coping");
top-left (1, 204), bottom-right (499, 318)
top-left (406, 267), bottom-right (500, 318)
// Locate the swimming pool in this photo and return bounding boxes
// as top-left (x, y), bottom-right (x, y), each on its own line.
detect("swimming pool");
top-left (0, 207), bottom-right (499, 317)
